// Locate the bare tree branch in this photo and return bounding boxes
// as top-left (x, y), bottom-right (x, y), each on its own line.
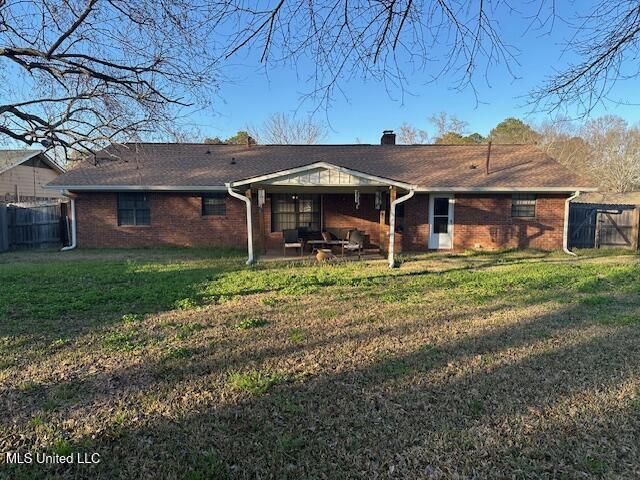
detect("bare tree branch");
top-left (250, 112), bottom-right (327, 144)
top-left (2, 0), bottom-right (637, 161)
top-left (531, 1), bottom-right (640, 116)
top-left (0, 0), bottom-right (220, 161)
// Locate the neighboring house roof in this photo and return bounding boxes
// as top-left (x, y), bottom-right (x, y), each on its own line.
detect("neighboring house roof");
top-left (0, 149), bottom-right (65, 175)
top-left (47, 143), bottom-right (596, 192)
top-left (573, 191), bottom-right (640, 206)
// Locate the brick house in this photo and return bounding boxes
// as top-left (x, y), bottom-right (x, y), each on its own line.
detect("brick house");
top-left (46, 131), bottom-right (596, 265)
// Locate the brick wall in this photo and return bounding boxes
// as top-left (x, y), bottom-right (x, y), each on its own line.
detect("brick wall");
top-left (322, 193), bottom-right (382, 247)
top-left (257, 196), bottom-right (282, 252)
top-left (319, 193), bottom-right (430, 252)
top-left (402, 194), bottom-right (429, 251)
top-left (74, 192), bottom-right (248, 248)
top-left (72, 191), bottom-right (567, 251)
top-left (454, 194), bottom-right (567, 250)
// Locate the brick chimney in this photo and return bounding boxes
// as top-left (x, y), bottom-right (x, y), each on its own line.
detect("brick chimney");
top-left (381, 130), bottom-right (396, 145)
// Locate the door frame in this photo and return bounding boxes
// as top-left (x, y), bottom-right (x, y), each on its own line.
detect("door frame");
top-left (428, 193), bottom-right (455, 250)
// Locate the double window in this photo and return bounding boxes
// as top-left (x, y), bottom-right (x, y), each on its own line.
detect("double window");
top-left (512, 194), bottom-right (536, 218)
top-left (271, 194), bottom-right (320, 233)
top-left (117, 193), bottom-right (150, 226)
top-left (202, 194), bottom-right (226, 216)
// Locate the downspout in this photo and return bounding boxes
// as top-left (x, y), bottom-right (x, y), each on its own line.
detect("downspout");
top-left (226, 183), bottom-right (254, 265)
top-left (388, 188), bottom-right (415, 268)
top-left (61, 190), bottom-right (77, 251)
top-left (563, 190), bottom-right (581, 256)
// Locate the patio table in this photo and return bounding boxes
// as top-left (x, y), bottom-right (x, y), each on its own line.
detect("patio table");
top-left (307, 238), bottom-right (348, 254)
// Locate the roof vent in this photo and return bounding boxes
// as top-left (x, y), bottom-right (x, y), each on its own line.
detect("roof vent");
top-left (381, 130), bottom-right (396, 145)
top-left (205, 149), bottom-right (211, 154)
top-left (230, 157), bottom-right (236, 165)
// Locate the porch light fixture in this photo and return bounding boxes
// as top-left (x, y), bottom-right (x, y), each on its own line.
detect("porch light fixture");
top-left (257, 188), bottom-right (266, 207)
top-left (354, 189), bottom-right (360, 210)
top-left (375, 191), bottom-right (382, 210)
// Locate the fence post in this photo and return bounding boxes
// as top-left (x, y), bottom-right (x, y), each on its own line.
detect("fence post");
top-left (632, 208), bottom-right (640, 251)
top-left (0, 205), bottom-right (7, 252)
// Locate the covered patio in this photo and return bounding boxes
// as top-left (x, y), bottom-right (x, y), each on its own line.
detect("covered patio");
top-left (226, 162), bottom-right (416, 267)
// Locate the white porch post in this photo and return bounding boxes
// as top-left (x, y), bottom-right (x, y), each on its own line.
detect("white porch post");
top-left (226, 183), bottom-right (254, 265)
top-left (388, 188), bottom-right (415, 268)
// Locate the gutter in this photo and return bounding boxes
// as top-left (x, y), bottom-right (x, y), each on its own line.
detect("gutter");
top-left (388, 189), bottom-right (415, 268)
top-left (563, 190), bottom-right (581, 256)
top-left (44, 185), bottom-right (228, 192)
top-left (44, 185), bottom-right (597, 194)
top-left (225, 183), bottom-right (254, 265)
top-left (60, 190), bottom-right (77, 251)
top-left (413, 186), bottom-right (598, 193)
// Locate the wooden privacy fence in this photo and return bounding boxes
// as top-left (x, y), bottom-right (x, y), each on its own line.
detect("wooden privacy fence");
top-left (569, 203), bottom-right (639, 250)
top-left (0, 202), bottom-right (68, 251)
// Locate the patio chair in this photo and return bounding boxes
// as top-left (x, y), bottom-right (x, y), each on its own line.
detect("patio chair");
top-left (282, 229), bottom-right (304, 256)
top-left (342, 229), bottom-right (364, 259)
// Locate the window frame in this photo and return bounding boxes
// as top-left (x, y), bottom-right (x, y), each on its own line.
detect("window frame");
top-left (271, 193), bottom-right (321, 233)
top-left (117, 193), bottom-right (151, 226)
top-left (511, 194), bottom-right (537, 219)
top-left (201, 193), bottom-right (227, 216)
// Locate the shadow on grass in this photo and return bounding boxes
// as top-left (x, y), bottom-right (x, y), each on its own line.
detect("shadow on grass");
top-left (3, 285), bottom-right (640, 478)
top-left (0, 249), bottom-right (549, 341)
top-left (0, 260), bottom-right (242, 339)
top-left (1, 250), bottom-right (639, 478)
top-left (1, 249), bottom-right (638, 366)
top-left (1, 247), bottom-right (634, 339)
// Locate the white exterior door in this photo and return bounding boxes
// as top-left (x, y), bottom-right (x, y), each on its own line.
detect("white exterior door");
top-left (428, 194), bottom-right (454, 249)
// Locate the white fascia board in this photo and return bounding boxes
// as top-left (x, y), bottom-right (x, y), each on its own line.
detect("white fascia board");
top-left (43, 184), bottom-right (228, 192)
top-left (414, 186), bottom-right (598, 193)
top-left (230, 162), bottom-right (417, 190)
top-left (44, 183), bottom-right (597, 194)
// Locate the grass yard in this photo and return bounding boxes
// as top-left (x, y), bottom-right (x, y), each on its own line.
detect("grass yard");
top-left (1, 248), bottom-right (639, 479)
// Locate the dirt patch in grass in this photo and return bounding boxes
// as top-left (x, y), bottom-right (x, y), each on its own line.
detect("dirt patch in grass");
top-left (1, 249), bottom-right (639, 478)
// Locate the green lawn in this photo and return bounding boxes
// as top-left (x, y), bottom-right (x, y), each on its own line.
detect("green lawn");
top-left (1, 248), bottom-right (639, 479)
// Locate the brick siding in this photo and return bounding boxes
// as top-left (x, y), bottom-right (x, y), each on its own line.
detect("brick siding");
top-left (73, 192), bottom-right (567, 251)
top-left (402, 194), bottom-right (430, 251)
top-left (74, 192), bottom-right (247, 248)
top-left (322, 193), bottom-right (382, 248)
top-left (454, 194), bottom-right (566, 250)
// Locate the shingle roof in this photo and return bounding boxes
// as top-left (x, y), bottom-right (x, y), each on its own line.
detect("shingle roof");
top-left (573, 191), bottom-right (640, 206)
top-left (0, 149), bottom-right (64, 175)
top-left (47, 143), bottom-right (595, 191)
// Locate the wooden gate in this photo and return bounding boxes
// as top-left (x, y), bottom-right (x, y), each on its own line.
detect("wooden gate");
top-left (0, 202), bottom-right (66, 251)
top-left (569, 203), bottom-right (639, 250)
top-left (597, 209), bottom-right (638, 248)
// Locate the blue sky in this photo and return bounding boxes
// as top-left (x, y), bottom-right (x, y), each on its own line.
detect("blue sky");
top-left (3, 0), bottom-right (637, 149)
top-left (194, 1), bottom-right (640, 144)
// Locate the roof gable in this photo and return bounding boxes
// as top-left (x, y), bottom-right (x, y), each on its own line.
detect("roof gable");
top-left (230, 162), bottom-right (414, 188)
top-left (0, 150), bottom-right (64, 175)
